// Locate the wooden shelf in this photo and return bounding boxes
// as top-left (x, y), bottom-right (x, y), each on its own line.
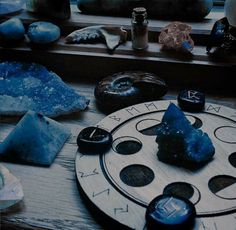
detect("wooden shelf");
top-left (1, 7), bottom-right (235, 94)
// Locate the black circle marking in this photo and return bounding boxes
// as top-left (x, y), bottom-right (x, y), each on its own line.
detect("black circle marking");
top-left (186, 115), bottom-right (203, 129)
top-left (136, 119), bottom-right (161, 136)
top-left (208, 175), bottom-right (236, 200)
top-left (163, 182), bottom-right (201, 205)
top-left (112, 136), bottom-right (142, 155)
top-left (214, 126), bottom-right (236, 144)
top-left (229, 152), bottom-right (236, 168)
top-left (120, 164), bottom-right (155, 187)
top-left (163, 182), bottom-right (194, 199)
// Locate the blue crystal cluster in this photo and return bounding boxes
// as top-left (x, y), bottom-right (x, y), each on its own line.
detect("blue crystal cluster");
top-left (156, 103), bottom-right (215, 167)
top-left (0, 62), bottom-right (89, 117)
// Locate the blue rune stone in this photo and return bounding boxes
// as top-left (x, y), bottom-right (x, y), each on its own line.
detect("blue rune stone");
top-left (178, 89), bottom-right (205, 112)
top-left (0, 61), bottom-right (89, 116)
top-left (27, 21), bottom-right (60, 44)
top-left (0, 18), bottom-right (25, 41)
top-left (146, 195), bottom-right (196, 230)
top-left (206, 17), bottom-right (229, 52)
top-left (0, 111), bottom-right (71, 166)
top-left (77, 127), bottom-right (113, 154)
top-left (155, 103), bottom-right (215, 167)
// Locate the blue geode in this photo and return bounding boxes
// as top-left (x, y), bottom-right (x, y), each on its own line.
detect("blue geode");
top-left (0, 18), bottom-right (25, 41)
top-left (156, 103), bottom-right (215, 167)
top-left (0, 111), bottom-right (71, 166)
top-left (27, 21), bottom-right (60, 44)
top-left (0, 62), bottom-right (89, 116)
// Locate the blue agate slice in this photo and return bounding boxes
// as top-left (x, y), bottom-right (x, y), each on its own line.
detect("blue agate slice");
top-left (156, 103), bottom-right (215, 167)
top-left (0, 111), bottom-right (71, 166)
top-left (0, 62), bottom-right (89, 117)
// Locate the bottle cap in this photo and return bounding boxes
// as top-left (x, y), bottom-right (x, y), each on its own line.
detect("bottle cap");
top-left (133, 7), bottom-right (146, 14)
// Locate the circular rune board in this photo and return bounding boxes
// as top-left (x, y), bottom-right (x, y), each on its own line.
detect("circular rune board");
top-left (75, 100), bottom-right (236, 230)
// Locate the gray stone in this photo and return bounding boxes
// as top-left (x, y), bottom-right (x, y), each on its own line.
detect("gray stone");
top-left (27, 21), bottom-right (60, 44)
top-left (0, 18), bottom-right (25, 41)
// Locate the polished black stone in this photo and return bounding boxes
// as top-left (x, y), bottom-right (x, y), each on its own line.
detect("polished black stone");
top-left (146, 194), bottom-right (196, 230)
top-left (178, 90), bottom-right (205, 112)
top-left (77, 127), bottom-right (112, 154)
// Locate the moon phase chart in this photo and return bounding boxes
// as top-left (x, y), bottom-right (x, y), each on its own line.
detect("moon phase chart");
top-left (76, 100), bottom-right (236, 230)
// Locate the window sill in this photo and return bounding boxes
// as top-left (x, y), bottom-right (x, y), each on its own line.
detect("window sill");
top-left (1, 6), bottom-right (235, 94)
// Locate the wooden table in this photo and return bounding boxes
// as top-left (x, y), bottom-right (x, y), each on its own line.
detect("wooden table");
top-left (0, 82), bottom-right (235, 230)
top-left (1, 7), bottom-right (236, 228)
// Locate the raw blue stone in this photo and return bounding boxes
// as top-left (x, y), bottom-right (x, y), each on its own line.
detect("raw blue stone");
top-left (155, 103), bottom-right (215, 167)
top-left (0, 61), bottom-right (89, 117)
top-left (0, 18), bottom-right (25, 41)
top-left (27, 21), bottom-right (60, 44)
top-left (0, 111), bottom-right (71, 166)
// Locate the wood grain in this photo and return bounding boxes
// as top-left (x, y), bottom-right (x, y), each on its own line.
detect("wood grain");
top-left (0, 83), bottom-right (235, 229)
top-left (76, 100), bottom-right (236, 229)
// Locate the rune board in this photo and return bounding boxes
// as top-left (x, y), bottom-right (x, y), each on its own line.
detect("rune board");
top-left (75, 100), bottom-right (236, 230)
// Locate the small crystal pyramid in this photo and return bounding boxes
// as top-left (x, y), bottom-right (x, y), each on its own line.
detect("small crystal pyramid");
top-left (0, 111), bottom-right (71, 166)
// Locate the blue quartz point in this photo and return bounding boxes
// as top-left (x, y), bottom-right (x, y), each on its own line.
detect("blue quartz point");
top-left (0, 111), bottom-right (71, 166)
top-left (156, 103), bottom-right (215, 167)
top-left (146, 195), bottom-right (196, 230)
top-left (0, 18), bottom-right (25, 41)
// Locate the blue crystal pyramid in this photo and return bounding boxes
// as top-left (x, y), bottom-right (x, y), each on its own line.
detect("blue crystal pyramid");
top-left (0, 111), bottom-right (71, 166)
top-left (0, 62), bottom-right (89, 117)
top-left (156, 103), bottom-right (215, 167)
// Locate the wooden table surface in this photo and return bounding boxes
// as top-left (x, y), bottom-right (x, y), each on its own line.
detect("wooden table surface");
top-left (0, 82), bottom-right (236, 230)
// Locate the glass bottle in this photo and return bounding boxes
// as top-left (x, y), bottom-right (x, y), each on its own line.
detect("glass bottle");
top-left (0, 0), bottom-right (25, 16)
top-left (225, 0), bottom-right (236, 27)
top-left (25, 0), bottom-right (71, 20)
top-left (131, 7), bottom-right (149, 50)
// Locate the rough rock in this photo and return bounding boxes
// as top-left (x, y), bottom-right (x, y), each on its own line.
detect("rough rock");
top-left (159, 22), bottom-right (194, 52)
top-left (0, 62), bottom-right (89, 116)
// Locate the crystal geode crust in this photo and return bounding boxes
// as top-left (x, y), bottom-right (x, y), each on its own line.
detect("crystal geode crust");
top-left (0, 62), bottom-right (89, 116)
top-left (156, 103), bottom-right (215, 168)
top-left (159, 22), bottom-right (194, 52)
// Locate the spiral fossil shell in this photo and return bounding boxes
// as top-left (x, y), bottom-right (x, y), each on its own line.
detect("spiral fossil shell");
top-left (94, 71), bottom-right (168, 111)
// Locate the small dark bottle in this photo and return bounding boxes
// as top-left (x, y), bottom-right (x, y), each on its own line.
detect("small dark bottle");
top-left (131, 7), bottom-right (149, 50)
